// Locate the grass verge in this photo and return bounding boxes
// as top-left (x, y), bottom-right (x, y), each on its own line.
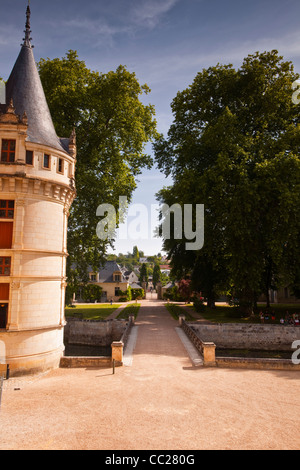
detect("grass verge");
top-left (117, 303), bottom-right (141, 320)
top-left (165, 303), bottom-right (196, 321)
top-left (186, 303), bottom-right (300, 324)
top-left (65, 303), bottom-right (121, 321)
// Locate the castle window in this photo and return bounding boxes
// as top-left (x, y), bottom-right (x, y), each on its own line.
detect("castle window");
top-left (0, 200), bottom-right (14, 219)
top-left (0, 222), bottom-right (13, 249)
top-left (26, 150), bottom-right (33, 165)
top-left (90, 274), bottom-right (96, 282)
top-left (43, 153), bottom-right (50, 169)
top-left (115, 287), bottom-right (121, 296)
top-left (58, 158), bottom-right (64, 174)
top-left (0, 284), bottom-right (9, 301)
top-left (0, 258), bottom-right (11, 276)
top-left (0, 304), bottom-right (8, 329)
top-left (114, 273), bottom-right (121, 282)
top-left (1, 139), bottom-right (16, 163)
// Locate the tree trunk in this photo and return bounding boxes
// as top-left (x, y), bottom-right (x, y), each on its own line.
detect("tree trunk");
top-left (207, 298), bottom-right (216, 309)
top-left (265, 289), bottom-right (270, 309)
top-left (239, 303), bottom-right (254, 317)
top-left (239, 289), bottom-right (254, 317)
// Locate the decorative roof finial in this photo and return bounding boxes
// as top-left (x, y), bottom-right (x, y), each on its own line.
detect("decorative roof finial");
top-left (23, 1), bottom-right (33, 47)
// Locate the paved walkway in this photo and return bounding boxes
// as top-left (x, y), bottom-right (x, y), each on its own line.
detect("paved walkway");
top-left (0, 299), bottom-right (300, 450)
top-left (106, 301), bottom-right (132, 319)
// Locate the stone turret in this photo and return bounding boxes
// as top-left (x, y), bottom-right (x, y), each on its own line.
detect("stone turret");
top-left (0, 5), bottom-right (76, 376)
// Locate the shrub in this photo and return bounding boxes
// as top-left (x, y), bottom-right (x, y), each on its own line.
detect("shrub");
top-left (131, 288), bottom-right (144, 300)
top-left (163, 286), bottom-right (185, 301)
top-left (118, 286), bottom-right (132, 302)
top-left (81, 284), bottom-right (103, 302)
top-left (193, 297), bottom-right (205, 312)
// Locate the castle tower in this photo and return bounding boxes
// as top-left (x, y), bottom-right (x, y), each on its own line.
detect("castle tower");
top-left (0, 5), bottom-right (76, 376)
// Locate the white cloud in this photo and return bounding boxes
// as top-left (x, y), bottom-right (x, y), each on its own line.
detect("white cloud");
top-left (49, 17), bottom-right (132, 48)
top-left (48, 0), bottom-right (180, 47)
top-left (132, 0), bottom-right (179, 29)
top-left (61, 18), bottom-right (130, 36)
top-left (136, 27), bottom-right (300, 92)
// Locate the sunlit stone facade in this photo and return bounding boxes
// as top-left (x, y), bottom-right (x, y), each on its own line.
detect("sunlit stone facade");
top-left (0, 6), bottom-right (76, 376)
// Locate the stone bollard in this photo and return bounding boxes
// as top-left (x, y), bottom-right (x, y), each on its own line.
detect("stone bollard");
top-left (203, 342), bottom-right (216, 366)
top-left (111, 341), bottom-right (124, 365)
top-left (178, 314), bottom-right (186, 326)
top-left (129, 315), bottom-right (135, 325)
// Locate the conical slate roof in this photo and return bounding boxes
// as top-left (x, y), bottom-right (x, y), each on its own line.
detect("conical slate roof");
top-left (5, 5), bottom-right (68, 153)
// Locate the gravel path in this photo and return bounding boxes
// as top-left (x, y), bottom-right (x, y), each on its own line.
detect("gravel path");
top-left (0, 299), bottom-right (299, 450)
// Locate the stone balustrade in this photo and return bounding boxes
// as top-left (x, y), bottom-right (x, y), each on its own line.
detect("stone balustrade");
top-left (179, 315), bottom-right (216, 366)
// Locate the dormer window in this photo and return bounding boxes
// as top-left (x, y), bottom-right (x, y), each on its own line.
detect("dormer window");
top-left (113, 272), bottom-right (121, 282)
top-left (1, 139), bottom-right (15, 162)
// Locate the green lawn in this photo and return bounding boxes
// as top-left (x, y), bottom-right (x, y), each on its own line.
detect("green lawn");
top-left (117, 303), bottom-right (141, 320)
top-left (65, 303), bottom-right (121, 321)
top-left (179, 303), bottom-right (300, 324)
top-left (165, 303), bottom-right (196, 321)
top-left (192, 305), bottom-right (259, 323)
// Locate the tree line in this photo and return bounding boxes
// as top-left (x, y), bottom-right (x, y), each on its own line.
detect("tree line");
top-left (38, 49), bottom-right (300, 315)
top-left (154, 50), bottom-right (300, 314)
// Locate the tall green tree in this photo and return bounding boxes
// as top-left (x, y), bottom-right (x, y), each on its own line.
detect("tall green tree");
top-left (154, 50), bottom-right (300, 314)
top-left (132, 246), bottom-right (140, 260)
top-left (152, 264), bottom-right (161, 289)
top-left (38, 51), bottom-right (158, 284)
top-left (139, 263), bottom-right (148, 287)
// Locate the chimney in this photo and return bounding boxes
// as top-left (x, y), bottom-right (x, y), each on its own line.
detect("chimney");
top-left (0, 80), bottom-right (5, 104)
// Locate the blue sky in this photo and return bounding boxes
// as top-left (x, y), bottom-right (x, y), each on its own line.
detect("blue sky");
top-left (1, 0), bottom-right (300, 255)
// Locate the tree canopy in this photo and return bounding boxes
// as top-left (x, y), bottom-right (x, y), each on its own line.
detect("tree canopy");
top-left (38, 50), bottom-right (158, 284)
top-left (154, 50), bottom-right (300, 314)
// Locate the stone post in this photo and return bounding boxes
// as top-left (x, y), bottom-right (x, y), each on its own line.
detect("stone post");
top-left (111, 341), bottom-right (124, 365)
top-left (203, 342), bottom-right (216, 366)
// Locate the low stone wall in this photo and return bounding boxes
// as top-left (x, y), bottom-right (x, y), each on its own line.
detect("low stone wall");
top-left (64, 318), bottom-right (127, 347)
top-left (180, 318), bottom-right (300, 370)
top-left (60, 356), bottom-right (114, 368)
top-left (61, 317), bottom-right (135, 368)
top-left (188, 322), bottom-right (300, 351)
top-left (216, 357), bottom-right (300, 371)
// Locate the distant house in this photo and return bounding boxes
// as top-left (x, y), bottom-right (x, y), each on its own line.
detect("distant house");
top-left (148, 276), bottom-right (154, 290)
top-left (139, 257), bottom-right (148, 263)
top-left (130, 282), bottom-right (142, 290)
top-left (159, 264), bottom-right (171, 274)
top-left (124, 270), bottom-right (139, 285)
top-left (259, 286), bottom-right (300, 304)
top-left (161, 282), bottom-right (175, 298)
top-left (87, 261), bottom-right (129, 302)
